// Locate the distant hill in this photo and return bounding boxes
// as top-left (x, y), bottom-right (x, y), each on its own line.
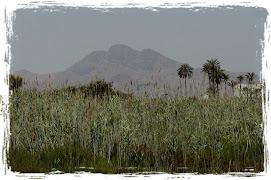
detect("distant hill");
top-left (14, 44), bottom-right (259, 97)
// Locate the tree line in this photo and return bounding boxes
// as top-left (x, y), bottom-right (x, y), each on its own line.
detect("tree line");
top-left (8, 74), bottom-right (132, 99)
top-left (9, 59), bottom-right (260, 98)
top-left (177, 58), bottom-right (259, 97)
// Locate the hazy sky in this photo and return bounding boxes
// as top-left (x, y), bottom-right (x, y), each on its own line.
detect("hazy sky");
top-left (11, 7), bottom-right (267, 74)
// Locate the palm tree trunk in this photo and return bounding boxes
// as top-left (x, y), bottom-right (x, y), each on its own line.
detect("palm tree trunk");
top-left (185, 77), bottom-right (187, 97)
top-left (208, 78), bottom-right (211, 97)
top-left (213, 79), bottom-right (215, 97)
top-left (212, 68), bottom-right (216, 96)
top-left (247, 81), bottom-right (250, 98)
top-left (224, 82), bottom-right (227, 97)
top-left (216, 82), bottom-right (219, 97)
top-left (239, 83), bottom-right (242, 96)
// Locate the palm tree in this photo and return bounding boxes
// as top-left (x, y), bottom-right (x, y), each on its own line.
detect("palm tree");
top-left (202, 59), bottom-right (223, 96)
top-left (228, 80), bottom-right (237, 96)
top-left (245, 72), bottom-right (256, 88)
top-left (222, 73), bottom-right (229, 97)
top-left (177, 63), bottom-right (194, 96)
top-left (202, 62), bottom-right (211, 88)
top-left (245, 72), bottom-right (256, 97)
top-left (214, 67), bottom-right (224, 96)
top-left (236, 75), bottom-right (244, 96)
top-left (207, 59), bottom-right (220, 90)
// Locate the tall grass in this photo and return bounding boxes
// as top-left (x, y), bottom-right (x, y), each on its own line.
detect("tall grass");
top-left (8, 84), bottom-right (263, 174)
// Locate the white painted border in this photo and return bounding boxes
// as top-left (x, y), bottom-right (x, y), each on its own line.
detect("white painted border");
top-left (0, 0), bottom-right (270, 179)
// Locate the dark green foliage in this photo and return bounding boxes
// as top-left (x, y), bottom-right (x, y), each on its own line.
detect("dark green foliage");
top-left (9, 74), bottom-right (23, 90)
top-left (63, 80), bottom-right (132, 99)
top-left (202, 59), bottom-right (225, 97)
top-left (78, 80), bottom-right (113, 98)
top-left (177, 63), bottom-right (194, 96)
top-left (246, 72), bottom-right (256, 86)
top-left (63, 80), bottom-right (133, 100)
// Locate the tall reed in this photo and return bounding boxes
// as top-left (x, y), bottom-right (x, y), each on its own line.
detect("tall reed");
top-left (8, 82), bottom-right (263, 173)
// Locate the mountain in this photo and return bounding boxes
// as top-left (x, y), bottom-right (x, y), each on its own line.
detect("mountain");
top-left (14, 44), bottom-right (259, 97)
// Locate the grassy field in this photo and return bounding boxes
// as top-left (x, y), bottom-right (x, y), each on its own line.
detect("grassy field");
top-left (8, 85), bottom-right (263, 174)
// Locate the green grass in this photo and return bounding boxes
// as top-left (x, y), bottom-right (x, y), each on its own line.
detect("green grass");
top-left (8, 87), bottom-right (263, 174)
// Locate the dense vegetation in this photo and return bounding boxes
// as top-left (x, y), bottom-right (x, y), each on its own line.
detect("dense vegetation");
top-left (8, 86), bottom-right (263, 174)
top-left (8, 59), bottom-right (264, 174)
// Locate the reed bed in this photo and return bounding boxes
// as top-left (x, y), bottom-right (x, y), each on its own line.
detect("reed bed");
top-left (8, 86), bottom-right (263, 174)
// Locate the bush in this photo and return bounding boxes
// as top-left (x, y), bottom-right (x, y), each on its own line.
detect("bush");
top-left (9, 74), bottom-right (23, 90)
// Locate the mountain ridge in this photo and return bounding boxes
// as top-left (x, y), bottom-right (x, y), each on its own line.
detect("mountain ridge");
top-left (14, 44), bottom-right (259, 96)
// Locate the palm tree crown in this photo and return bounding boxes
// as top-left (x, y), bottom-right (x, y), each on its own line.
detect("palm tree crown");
top-left (245, 72), bottom-right (256, 85)
top-left (202, 59), bottom-right (224, 96)
top-left (222, 73), bottom-right (229, 83)
top-left (178, 64), bottom-right (194, 79)
top-left (237, 75), bottom-right (244, 84)
top-left (177, 63), bottom-right (194, 96)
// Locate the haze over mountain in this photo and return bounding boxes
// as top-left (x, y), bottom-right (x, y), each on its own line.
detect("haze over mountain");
top-left (14, 44), bottom-right (259, 97)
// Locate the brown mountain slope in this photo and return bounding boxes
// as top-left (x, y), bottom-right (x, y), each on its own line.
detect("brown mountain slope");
top-left (14, 44), bottom-right (259, 97)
